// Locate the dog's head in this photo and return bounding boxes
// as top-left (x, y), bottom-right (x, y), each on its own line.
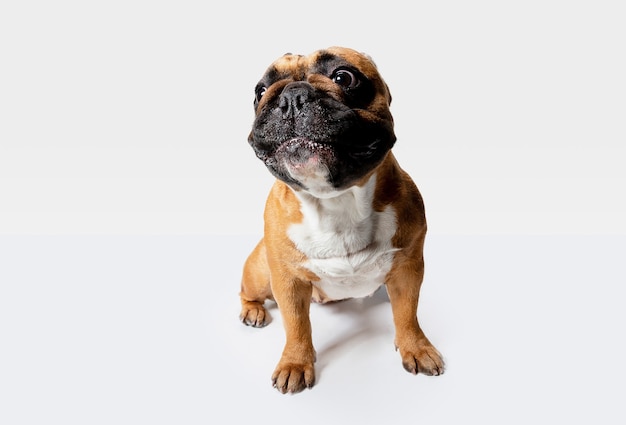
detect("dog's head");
top-left (248, 46), bottom-right (396, 197)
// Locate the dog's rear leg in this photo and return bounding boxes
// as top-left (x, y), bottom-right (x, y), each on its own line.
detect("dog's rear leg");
top-left (239, 239), bottom-right (273, 327)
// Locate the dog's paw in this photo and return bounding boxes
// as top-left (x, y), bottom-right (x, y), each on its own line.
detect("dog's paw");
top-left (397, 341), bottom-right (445, 376)
top-left (271, 361), bottom-right (315, 394)
top-left (239, 301), bottom-right (269, 327)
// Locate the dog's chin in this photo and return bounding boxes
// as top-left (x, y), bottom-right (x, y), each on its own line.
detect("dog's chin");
top-left (270, 138), bottom-right (337, 196)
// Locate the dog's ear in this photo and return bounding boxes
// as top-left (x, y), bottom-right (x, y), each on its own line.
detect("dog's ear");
top-left (386, 83), bottom-right (392, 106)
top-left (359, 52), bottom-right (392, 105)
top-left (360, 51), bottom-right (376, 67)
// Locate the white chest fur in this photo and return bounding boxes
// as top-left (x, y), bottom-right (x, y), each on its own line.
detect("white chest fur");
top-left (287, 173), bottom-right (398, 301)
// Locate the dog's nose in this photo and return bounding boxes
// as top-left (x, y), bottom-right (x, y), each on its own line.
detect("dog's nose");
top-left (279, 82), bottom-right (314, 119)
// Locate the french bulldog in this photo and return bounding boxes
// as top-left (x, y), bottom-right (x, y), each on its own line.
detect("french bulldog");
top-left (239, 46), bottom-right (444, 393)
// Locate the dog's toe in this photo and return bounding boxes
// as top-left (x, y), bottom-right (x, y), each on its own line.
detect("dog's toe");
top-left (239, 301), bottom-right (268, 327)
top-left (398, 342), bottom-right (445, 376)
top-left (271, 362), bottom-right (315, 394)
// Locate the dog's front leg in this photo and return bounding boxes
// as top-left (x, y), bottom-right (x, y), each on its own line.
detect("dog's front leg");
top-left (270, 275), bottom-right (316, 393)
top-left (386, 257), bottom-right (445, 376)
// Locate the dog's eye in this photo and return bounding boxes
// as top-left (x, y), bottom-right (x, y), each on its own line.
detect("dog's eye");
top-left (332, 69), bottom-right (359, 89)
top-left (255, 86), bottom-right (267, 102)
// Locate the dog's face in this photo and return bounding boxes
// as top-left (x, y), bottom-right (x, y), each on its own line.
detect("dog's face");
top-left (248, 46), bottom-right (396, 196)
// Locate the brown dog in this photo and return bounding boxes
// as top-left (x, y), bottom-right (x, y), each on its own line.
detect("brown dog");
top-left (239, 47), bottom-right (444, 393)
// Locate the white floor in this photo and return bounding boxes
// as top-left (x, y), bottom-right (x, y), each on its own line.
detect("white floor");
top-left (1, 234), bottom-right (624, 424)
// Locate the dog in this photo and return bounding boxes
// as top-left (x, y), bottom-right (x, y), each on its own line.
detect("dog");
top-left (239, 46), bottom-right (444, 393)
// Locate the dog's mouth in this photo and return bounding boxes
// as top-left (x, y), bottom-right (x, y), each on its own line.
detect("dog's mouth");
top-left (258, 136), bottom-right (386, 189)
top-left (265, 137), bottom-right (380, 164)
top-left (269, 137), bottom-right (336, 169)
top-left (275, 137), bottom-right (333, 156)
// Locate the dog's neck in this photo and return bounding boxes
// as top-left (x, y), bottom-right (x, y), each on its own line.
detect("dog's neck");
top-left (295, 172), bottom-right (376, 226)
top-left (288, 173), bottom-right (394, 259)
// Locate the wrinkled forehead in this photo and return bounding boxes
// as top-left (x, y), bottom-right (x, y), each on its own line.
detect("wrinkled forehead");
top-left (266, 47), bottom-right (381, 82)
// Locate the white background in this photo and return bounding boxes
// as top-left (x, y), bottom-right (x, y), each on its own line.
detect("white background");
top-left (1, 1), bottom-right (625, 424)
top-left (1, 0), bottom-right (624, 235)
